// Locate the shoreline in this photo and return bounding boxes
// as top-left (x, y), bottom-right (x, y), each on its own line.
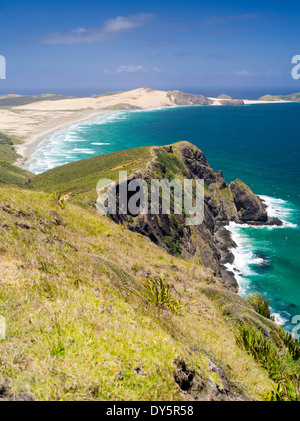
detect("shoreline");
top-left (14, 109), bottom-right (112, 168)
top-left (224, 194), bottom-right (298, 327)
top-left (14, 98), bottom-right (294, 170)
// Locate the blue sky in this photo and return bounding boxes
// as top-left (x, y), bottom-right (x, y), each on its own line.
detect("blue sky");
top-left (0, 0), bottom-right (300, 94)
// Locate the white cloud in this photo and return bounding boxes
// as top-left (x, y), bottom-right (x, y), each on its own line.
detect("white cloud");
top-left (116, 65), bottom-right (148, 74)
top-left (265, 70), bottom-right (283, 76)
top-left (103, 65), bottom-right (160, 75)
top-left (232, 70), bottom-right (283, 78)
top-left (233, 70), bottom-right (260, 77)
top-left (42, 13), bottom-right (154, 44)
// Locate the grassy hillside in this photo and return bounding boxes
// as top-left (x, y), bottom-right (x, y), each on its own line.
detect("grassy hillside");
top-left (0, 143), bottom-right (299, 401)
top-left (259, 93), bottom-right (300, 102)
top-left (0, 133), bottom-right (33, 185)
top-left (0, 132), bottom-right (23, 163)
top-left (29, 146), bottom-right (153, 206)
top-left (0, 185), bottom-right (292, 401)
top-left (0, 161), bottom-right (33, 186)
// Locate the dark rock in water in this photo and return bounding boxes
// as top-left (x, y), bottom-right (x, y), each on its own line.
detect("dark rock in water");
top-left (253, 252), bottom-right (272, 268)
top-left (230, 179), bottom-right (268, 223)
top-left (289, 303), bottom-right (297, 309)
top-left (266, 217), bottom-right (283, 226)
top-left (219, 99), bottom-right (245, 106)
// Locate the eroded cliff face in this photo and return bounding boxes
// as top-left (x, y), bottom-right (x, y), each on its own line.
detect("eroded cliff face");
top-left (109, 141), bottom-right (281, 290)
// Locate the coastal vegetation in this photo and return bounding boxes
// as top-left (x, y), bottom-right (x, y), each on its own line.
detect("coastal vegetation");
top-left (0, 94), bottom-right (74, 109)
top-left (248, 293), bottom-right (273, 319)
top-left (259, 93), bottom-right (300, 102)
top-left (0, 141), bottom-right (299, 401)
top-left (217, 94), bottom-right (233, 100)
top-left (0, 161), bottom-right (32, 186)
top-left (0, 132), bottom-right (22, 163)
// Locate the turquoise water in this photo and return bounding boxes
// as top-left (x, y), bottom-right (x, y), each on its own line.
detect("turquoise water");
top-left (28, 104), bottom-right (300, 331)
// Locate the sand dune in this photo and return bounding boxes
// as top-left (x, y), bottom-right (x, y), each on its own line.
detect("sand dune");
top-left (14, 88), bottom-right (173, 111)
top-left (0, 88), bottom-right (290, 166)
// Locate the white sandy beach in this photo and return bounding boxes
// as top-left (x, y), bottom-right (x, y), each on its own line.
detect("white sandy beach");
top-left (207, 97), bottom-right (291, 105)
top-left (0, 88), bottom-right (291, 166)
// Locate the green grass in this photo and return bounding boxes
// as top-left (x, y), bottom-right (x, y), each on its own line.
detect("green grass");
top-left (220, 187), bottom-right (234, 201)
top-left (0, 132), bottom-right (23, 163)
top-left (103, 103), bottom-right (142, 110)
top-left (259, 93), bottom-right (300, 102)
top-left (218, 94), bottom-right (232, 100)
top-left (236, 324), bottom-right (300, 401)
top-left (29, 146), bottom-right (153, 202)
top-left (135, 276), bottom-right (188, 313)
top-left (248, 293), bottom-right (273, 319)
top-left (0, 161), bottom-right (33, 186)
top-left (91, 91), bottom-right (125, 98)
top-left (0, 141), bottom-right (298, 400)
top-left (0, 186), bottom-right (278, 400)
top-left (0, 95), bottom-right (74, 109)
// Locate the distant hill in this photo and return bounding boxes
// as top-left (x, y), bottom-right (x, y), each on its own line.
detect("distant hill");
top-left (259, 93), bottom-right (300, 102)
top-left (0, 94), bottom-right (74, 109)
top-left (218, 94), bottom-right (232, 100)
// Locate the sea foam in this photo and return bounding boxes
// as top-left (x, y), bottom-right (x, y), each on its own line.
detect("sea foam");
top-left (225, 195), bottom-right (298, 325)
top-left (27, 110), bottom-right (131, 174)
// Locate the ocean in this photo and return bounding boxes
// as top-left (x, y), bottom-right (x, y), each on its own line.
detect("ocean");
top-left (28, 103), bottom-right (300, 332)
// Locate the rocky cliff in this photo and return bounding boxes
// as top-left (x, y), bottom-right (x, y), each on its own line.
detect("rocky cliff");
top-left (108, 141), bottom-right (281, 290)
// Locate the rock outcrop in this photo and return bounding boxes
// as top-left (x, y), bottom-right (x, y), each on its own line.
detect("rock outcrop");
top-left (218, 98), bottom-right (244, 106)
top-left (166, 90), bottom-right (244, 107)
top-left (167, 90), bottom-right (213, 106)
top-left (103, 141), bottom-right (281, 290)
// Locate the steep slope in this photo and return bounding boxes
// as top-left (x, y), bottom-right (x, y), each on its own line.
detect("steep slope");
top-left (1, 141), bottom-right (300, 400)
top-left (0, 161), bottom-right (33, 186)
top-left (30, 141), bottom-right (281, 290)
top-left (0, 132), bottom-right (22, 163)
top-left (0, 132), bottom-right (34, 185)
top-left (1, 185), bottom-right (297, 401)
top-left (29, 146), bottom-right (153, 206)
